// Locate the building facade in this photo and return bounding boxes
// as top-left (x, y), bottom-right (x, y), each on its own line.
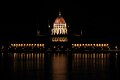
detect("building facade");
top-left (0, 11), bottom-right (112, 52)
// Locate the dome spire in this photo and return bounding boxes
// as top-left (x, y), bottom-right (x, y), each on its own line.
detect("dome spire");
top-left (59, 10), bottom-right (61, 16)
top-left (48, 19), bottom-right (50, 28)
top-left (81, 29), bottom-right (82, 36)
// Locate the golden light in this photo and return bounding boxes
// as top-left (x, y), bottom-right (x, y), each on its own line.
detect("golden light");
top-left (18, 44), bottom-right (20, 47)
top-left (51, 13), bottom-right (67, 35)
top-left (16, 44), bottom-right (18, 47)
top-left (80, 44), bottom-right (81, 46)
top-left (29, 44), bottom-right (32, 47)
top-left (90, 44), bottom-right (92, 46)
top-left (21, 44), bottom-right (23, 47)
top-left (42, 44), bottom-right (44, 47)
top-left (82, 44), bottom-right (84, 46)
top-left (13, 44), bottom-right (16, 47)
top-left (99, 44), bottom-right (101, 47)
top-left (37, 44), bottom-right (39, 47)
top-left (34, 44), bottom-right (36, 46)
top-left (101, 44), bottom-right (103, 47)
top-left (77, 44), bottom-right (79, 46)
top-left (107, 44), bottom-right (109, 46)
top-left (104, 44), bottom-right (107, 47)
top-left (11, 44), bottom-right (13, 46)
top-left (88, 44), bottom-right (90, 46)
top-left (96, 44), bottom-right (98, 47)
top-left (24, 44), bottom-right (26, 47)
top-left (74, 44), bottom-right (76, 47)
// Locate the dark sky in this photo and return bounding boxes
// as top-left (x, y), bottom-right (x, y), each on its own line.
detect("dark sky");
top-left (0, 1), bottom-right (120, 40)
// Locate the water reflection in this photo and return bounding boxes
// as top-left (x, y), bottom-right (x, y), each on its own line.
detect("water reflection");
top-left (0, 52), bottom-right (120, 80)
top-left (52, 53), bottom-right (67, 80)
top-left (72, 53), bottom-right (116, 80)
top-left (12, 53), bottom-right (44, 80)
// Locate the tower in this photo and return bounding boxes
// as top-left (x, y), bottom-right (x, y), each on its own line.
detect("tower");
top-left (50, 11), bottom-right (68, 42)
top-left (37, 24), bottom-right (40, 36)
top-left (81, 29), bottom-right (82, 36)
top-left (51, 11), bottom-right (68, 35)
top-left (48, 19), bottom-right (51, 36)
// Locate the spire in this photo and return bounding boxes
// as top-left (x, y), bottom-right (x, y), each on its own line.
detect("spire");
top-left (48, 19), bottom-right (50, 28)
top-left (59, 10), bottom-right (61, 16)
top-left (36, 24), bottom-right (40, 36)
top-left (81, 30), bottom-right (82, 36)
top-left (67, 23), bottom-right (69, 28)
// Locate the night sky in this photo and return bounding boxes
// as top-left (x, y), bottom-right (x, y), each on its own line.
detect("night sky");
top-left (0, 1), bottom-right (120, 40)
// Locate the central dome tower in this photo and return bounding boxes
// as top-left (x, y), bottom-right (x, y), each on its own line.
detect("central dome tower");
top-left (51, 11), bottom-right (68, 35)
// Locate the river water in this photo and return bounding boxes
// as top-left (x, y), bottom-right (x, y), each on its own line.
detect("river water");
top-left (0, 52), bottom-right (120, 80)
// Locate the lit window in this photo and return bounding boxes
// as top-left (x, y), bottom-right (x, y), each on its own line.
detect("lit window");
top-left (88, 44), bottom-right (90, 46)
top-left (79, 44), bottom-right (81, 46)
top-left (107, 44), bottom-right (109, 46)
top-left (42, 44), bottom-right (44, 47)
top-left (96, 44), bottom-right (98, 47)
top-left (82, 44), bottom-right (84, 46)
top-left (13, 44), bottom-right (15, 46)
top-left (19, 44), bottom-right (20, 47)
top-left (74, 44), bottom-right (76, 47)
top-left (34, 44), bottom-right (36, 46)
top-left (37, 44), bottom-right (39, 47)
top-left (99, 44), bottom-right (101, 46)
top-left (21, 44), bottom-right (23, 47)
top-left (11, 44), bottom-right (13, 46)
top-left (77, 44), bottom-right (79, 46)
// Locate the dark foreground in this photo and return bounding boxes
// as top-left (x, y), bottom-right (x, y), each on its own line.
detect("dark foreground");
top-left (0, 52), bottom-right (120, 80)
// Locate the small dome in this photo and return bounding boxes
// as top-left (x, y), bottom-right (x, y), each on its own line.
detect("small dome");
top-left (54, 16), bottom-right (66, 24)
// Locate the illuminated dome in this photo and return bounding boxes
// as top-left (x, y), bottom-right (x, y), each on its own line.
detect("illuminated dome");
top-left (51, 11), bottom-right (68, 35)
top-left (54, 16), bottom-right (66, 24)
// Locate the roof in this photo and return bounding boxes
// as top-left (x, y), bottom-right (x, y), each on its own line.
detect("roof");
top-left (54, 15), bottom-right (66, 24)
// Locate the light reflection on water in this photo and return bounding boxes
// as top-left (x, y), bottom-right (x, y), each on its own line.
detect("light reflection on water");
top-left (0, 52), bottom-right (120, 80)
top-left (12, 53), bottom-right (44, 80)
top-left (72, 53), bottom-right (110, 80)
top-left (52, 53), bottom-right (67, 80)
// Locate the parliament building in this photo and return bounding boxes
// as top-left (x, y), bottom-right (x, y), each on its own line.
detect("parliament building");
top-left (1, 11), bottom-right (112, 52)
